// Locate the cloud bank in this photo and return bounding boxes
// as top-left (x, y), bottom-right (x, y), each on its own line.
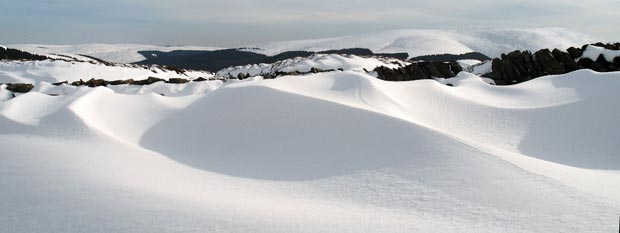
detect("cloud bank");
top-left (1, 0), bottom-right (618, 46)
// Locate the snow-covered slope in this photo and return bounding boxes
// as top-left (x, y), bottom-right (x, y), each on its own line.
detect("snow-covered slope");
top-left (8, 44), bottom-right (220, 63)
top-left (1, 68), bottom-right (619, 232)
top-left (248, 27), bottom-right (599, 58)
top-left (216, 54), bottom-right (407, 78)
top-left (0, 60), bottom-right (212, 84)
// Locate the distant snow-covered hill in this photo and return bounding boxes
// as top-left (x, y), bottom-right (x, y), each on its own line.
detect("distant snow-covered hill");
top-left (8, 44), bottom-right (220, 64)
top-left (9, 28), bottom-right (599, 65)
top-left (247, 27), bottom-right (599, 58)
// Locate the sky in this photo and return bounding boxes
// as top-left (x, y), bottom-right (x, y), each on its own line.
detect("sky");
top-left (1, 0), bottom-right (618, 47)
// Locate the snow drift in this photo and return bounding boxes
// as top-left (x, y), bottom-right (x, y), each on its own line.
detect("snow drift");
top-left (1, 67), bottom-right (619, 232)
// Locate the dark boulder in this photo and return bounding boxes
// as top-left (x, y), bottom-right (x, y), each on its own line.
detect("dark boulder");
top-left (552, 49), bottom-right (579, 72)
top-left (310, 67), bottom-right (323, 73)
top-left (84, 78), bottom-right (109, 87)
top-left (109, 79), bottom-right (134, 85)
top-left (237, 73), bottom-right (250, 80)
top-left (375, 61), bottom-right (465, 82)
top-left (71, 80), bottom-right (85, 86)
top-left (192, 77), bottom-right (208, 82)
top-left (577, 58), bottom-right (597, 70)
top-left (501, 58), bottom-right (526, 84)
top-left (534, 49), bottom-right (565, 75)
top-left (567, 47), bottom-right (583, 59)
top-left (274, 71), bottom-right (301, 77)
top-left (593, 42), bottom-right (619, 50)
top-left (52, 81), bottom-right (68, 86)
top-left (167, 78), bottom-right (189, 84)
top-left (487, 59), bottom-right (503, 83)
top-left (449, 61), bottom-right (463, 74)
top-left (419, 62), bottom-right (455, 78)
top-left (375, 66), bottom-right (408, 81)
top-left (133, 77), bottom-right (165, 85)
top-left (595, 55), bottom-right (614, 72)
top-left (402, 63), bottom-right (432, 80)
top-left (5, 83), bottom-right (34, 93)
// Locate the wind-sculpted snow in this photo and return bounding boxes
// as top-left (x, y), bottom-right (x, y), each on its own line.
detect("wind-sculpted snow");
top-left (1, 70), bottom-right (619, 232)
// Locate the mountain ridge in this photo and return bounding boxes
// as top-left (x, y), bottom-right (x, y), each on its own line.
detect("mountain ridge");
top-left (9, 27), bottom-right (599, 64)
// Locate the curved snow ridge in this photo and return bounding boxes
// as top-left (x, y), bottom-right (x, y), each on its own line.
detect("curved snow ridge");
top-left (250, 27), bottom-right (598, 58)
top-left (134, 71), bottom-right (619, 231)
top-left (0, 89), bottom-right (110, 137)
top-left (220, 71), bottom-right (620, 200)
top-left (28, 80), bottom-right (225, 97)
top-left (215, 54), bottom-right (407, 78)
top-left (0, 85), bottom-right (210, 141)
top-left (68, 87), bottom-right (203, 144)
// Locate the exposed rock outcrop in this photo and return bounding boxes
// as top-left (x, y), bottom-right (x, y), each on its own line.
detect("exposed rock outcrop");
top-left (376, 42), bottom-right (620, 85)
top-left (485, 43), bottom-right (620, 84)
top-left (375, 62), bottom-right (462, 81)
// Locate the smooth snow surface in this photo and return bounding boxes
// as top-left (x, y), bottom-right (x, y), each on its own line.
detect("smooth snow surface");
top-left (1, 69), bottom-right (620, 232)
top-left (248, 27), bottom-right (598, 58)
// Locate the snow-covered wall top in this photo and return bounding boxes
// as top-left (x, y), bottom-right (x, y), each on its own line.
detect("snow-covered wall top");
top-left (247, 27), bottom-right (598, 59)
top-left (216, 54), bottom-right (407, 78)
top-left (581, 45), bottom-right (620, 62)
top-left (0, 60), bottom-right (212, 84)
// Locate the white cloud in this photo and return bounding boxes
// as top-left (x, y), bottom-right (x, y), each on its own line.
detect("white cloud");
top-left (0, 0), bottom-right (618, 45)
